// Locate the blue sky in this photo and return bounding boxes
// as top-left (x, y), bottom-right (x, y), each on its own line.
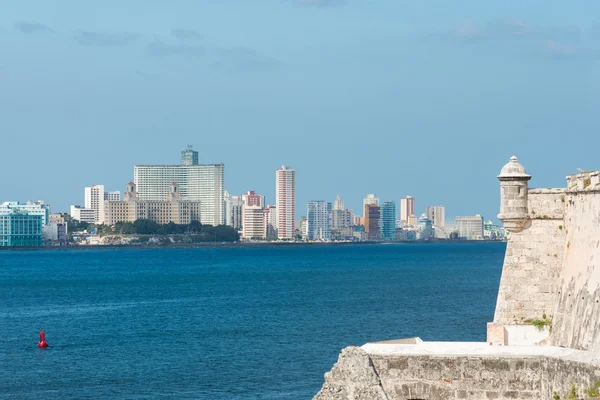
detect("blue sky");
top-left (1, 0), bottom-right (599, 223)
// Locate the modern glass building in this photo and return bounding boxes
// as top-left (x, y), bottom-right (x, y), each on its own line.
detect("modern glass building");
top-left (0, 212), bottom-right (43, 247)
top-left (381, 201), bottom-right (396, 241)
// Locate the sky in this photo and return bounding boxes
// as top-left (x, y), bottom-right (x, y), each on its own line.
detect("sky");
top-left (1, 0), bottom-right (599, 223)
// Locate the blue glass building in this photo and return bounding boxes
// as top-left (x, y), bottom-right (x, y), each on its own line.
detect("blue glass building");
top-left (381, 201), bottom-right (396, 241)
top-left (0, 212), bottom-right (43, 247)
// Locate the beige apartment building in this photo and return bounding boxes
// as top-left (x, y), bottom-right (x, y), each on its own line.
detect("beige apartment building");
top-left (104, 182), bottom-right (201, 226)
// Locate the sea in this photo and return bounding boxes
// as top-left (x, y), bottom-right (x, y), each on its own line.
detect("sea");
top-left (0, 242), bottom-right (505, 399)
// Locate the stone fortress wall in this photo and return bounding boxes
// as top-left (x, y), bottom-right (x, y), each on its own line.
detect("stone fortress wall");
top-left (315, 160), bottom-right (600, 400)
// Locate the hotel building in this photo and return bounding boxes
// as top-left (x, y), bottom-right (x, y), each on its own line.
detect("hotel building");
top-left (104, 182), bottom-right (201, 226)
top-left (134, 148), bottom-right (224, 226)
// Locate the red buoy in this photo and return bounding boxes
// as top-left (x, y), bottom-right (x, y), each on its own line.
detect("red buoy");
top-left (38, 328), bottom-right (48, 348)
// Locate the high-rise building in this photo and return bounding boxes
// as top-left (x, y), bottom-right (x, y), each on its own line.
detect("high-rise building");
top-left (333, 194), bottom-right (345, 211)
top-left (266, 205), bottom-right (278, 239)
top-left (400, 195), bottom-right (415, 222)
top-left (0, 201), bottom-right (50, 226)
top-left (276, 165), bottom-right (295, 240)
top-left (381, 201), bottom-right (396, 241)
top-left (224, 191), bottom-right (232, 226)
top-left (0, 212), bottom-right (43, 247)
top-left (242, 191), bottom-right (265, 208)
top-left (363, 194), bottom-right (380, 216)
top-left (85, 185), bottom-right (105, 225)
top-left (456, 215), bottom-right (484, 240)
top-left (180, 145), bottom-right (199, 166)
top-left (134, 147), bottom-right (224, 226)
top-left (224, 192), bottom-right (243, 230)
top-left (306, 201), bottom-right (332, 241)
top-left (364, 204), bottom-right (380, 241)
top-left (332, 209), bottom-right (353, 230)
top-left (426, 205), bottom-right (445, 227)
top-left (331, 208), bottom-right (354, 241)
top-left (242, 205), bottom-right (267, 240)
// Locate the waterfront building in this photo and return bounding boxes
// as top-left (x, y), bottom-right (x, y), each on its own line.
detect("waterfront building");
top-left (242, 191), bottom-right (265, 208)
top-left (364, 204), bottom-right (380, 241)
top-left (353, 231), bottom-right (368, 241)
top-left (242, 205), bottom-right (267, 240)
top-left (104, 182), bottom-right (201, 226)
top-left (276, 165), bottom-right (295, 240)
top-left (333, 195), bottom-right (344, 211)
top-left (417, 214), bottom-right (433, 240)
top-left (0, 212), bottom-right (43, 247)
top-left (353, 215), bottom-right (362, 227)
top-left (134, 147), bottom-right (224, 226)
top-left (426, 205), bottom-right (445, 227)
top-left (297, 216), bottom-right (307, 240)
top-left (362, 194), bottom-right (379, 216)
top-left (266, 205), bottom-right (278, 239)
top-left (332, 209), bottom-right (354, 230)
top-left (223, 192), bottom-right (243, 230)
top-left (224, 191), bottom-right (232, 226)
top-left (407, 215), bottom-right (419, 226)
top-left (396, 227), bottom-right (417, 241)
top-left (484, 220), bottom-right (504, 240)
top-left (70, 205), bottom-right (95, 224)
top-left (331, 206), bottom-right (354, 241)
top-left (306, 201), bottom-right (332, 241)
top-left (230, 196), bottom-right (243, 230)
top-left (0, 201), bottom-right (50, 226)
top-left (400, 195), bottom-right (415, 223)
top-left (180, 145), bottom-right (198, 166)
top-left (105, 191), bottom-right (121, 202)
top-left (85, 185), bottom-right (105, 225)
top-left (43, 214), bottom-right (68, 245)
top-left (433, 225), bottom-right (456, 239)
top-left (381, 201), bottom-right (396, 241)
top-left (456, 215), bottom-right (484, 240)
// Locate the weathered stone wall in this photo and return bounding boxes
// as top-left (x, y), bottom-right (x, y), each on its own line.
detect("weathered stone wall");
top-left (549, 186), bottom-right (600, 351)
top-left (493, 190), bottom-right (566, 325)
top-left (315, 346), bottom-right (600, 400)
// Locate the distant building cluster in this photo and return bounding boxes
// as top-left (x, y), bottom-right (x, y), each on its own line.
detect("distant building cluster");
top-left (0, 201), bottom-right (67, 247)
top-left (1, 145), bottom-right (505, 247)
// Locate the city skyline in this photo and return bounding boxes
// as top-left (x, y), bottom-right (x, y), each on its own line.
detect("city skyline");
top-left (2, 1), bottom-right (599, 222)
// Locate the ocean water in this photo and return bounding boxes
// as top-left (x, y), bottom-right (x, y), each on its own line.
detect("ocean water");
top-left (0, 242), bottom-right (505, 399)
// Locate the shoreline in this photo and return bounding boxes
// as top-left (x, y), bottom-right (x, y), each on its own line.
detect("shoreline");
top-left (0, 240), bottom-right (506, 251)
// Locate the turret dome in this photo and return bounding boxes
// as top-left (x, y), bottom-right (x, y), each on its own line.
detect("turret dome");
top-left (498, 156), bottom-right (531, 179)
